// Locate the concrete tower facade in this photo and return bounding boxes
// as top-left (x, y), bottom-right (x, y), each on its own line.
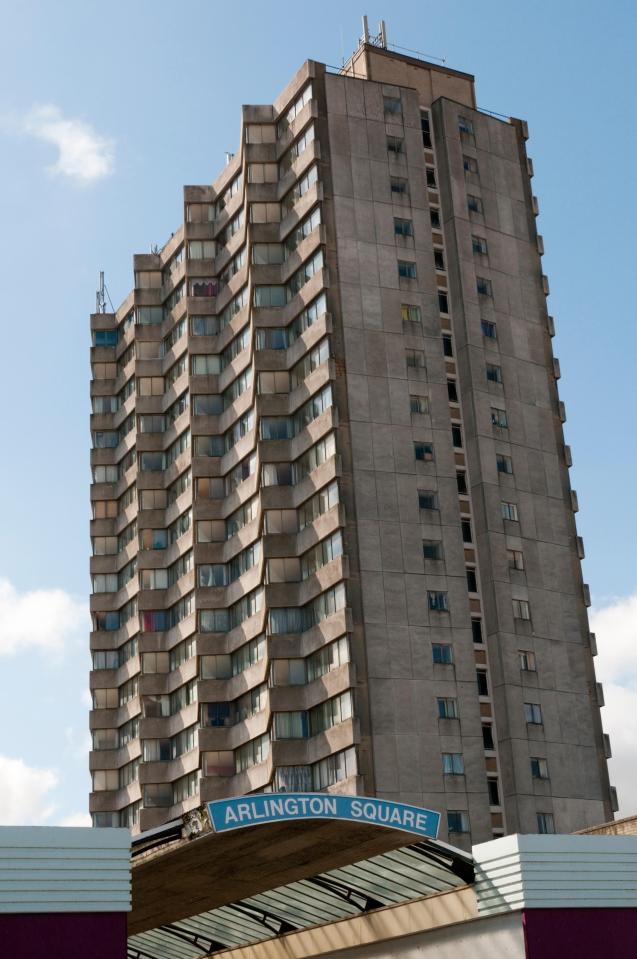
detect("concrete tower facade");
top-left (89, 39), bottom-right (614, 844)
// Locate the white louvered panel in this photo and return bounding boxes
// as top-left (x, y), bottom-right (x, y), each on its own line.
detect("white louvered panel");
top-left (0, 827), bottom-right (130, 913)
top-left (473, 834), bottom-right (637, 915)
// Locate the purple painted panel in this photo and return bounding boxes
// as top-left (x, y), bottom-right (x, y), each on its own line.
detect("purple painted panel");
top-left (0, 912), bottom-right (127, 959)
top-left (523, 908), bottom-right (637, 959)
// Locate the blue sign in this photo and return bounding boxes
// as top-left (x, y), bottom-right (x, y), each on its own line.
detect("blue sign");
top-left (207, 793), bottom-right (440, 839)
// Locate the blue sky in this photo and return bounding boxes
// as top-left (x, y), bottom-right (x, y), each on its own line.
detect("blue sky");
top-left (0, 0), bottom-right (635, 823)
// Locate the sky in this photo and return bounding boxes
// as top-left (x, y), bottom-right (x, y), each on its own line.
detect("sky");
top-left (0, 0), bottom-right (635, 826)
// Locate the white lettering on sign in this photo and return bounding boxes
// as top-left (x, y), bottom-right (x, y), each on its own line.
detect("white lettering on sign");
top-left (210, 793), bottom-right (439, 838)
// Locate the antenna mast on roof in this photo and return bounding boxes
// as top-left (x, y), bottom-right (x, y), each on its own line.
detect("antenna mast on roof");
top-left (360, 15), bottom-right (387, 49)
top-left (96, 271), bottom-right (106, 313)
top-left (95, 271), bottom-right (115, 313)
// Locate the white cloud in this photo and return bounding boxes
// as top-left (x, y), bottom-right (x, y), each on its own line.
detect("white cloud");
top-left (591, 590), bottom-right (637, 818)
top-left (0, 577), bottom-right (88, 656)
top-left (57, 812), bottom-right (91, 828)
top-left (23, 104), bottom-right (114, 183)
top-left (0, 755), bottom-right (58, 825)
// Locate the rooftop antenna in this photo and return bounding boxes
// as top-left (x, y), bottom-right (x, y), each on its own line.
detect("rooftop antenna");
top-left (95, 271), bottom-right (115, 313)
top-left (360, 15), bottom-right (387, 49)
top-left (96, 271), bottom-right (106, 313)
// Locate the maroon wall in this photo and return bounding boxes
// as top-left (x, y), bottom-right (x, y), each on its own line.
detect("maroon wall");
top-left (523, 908), bottom-right (637, 958)
top-left (0, 912), bottom-right (128, 959)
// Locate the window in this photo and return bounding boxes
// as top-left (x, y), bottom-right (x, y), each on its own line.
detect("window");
top-left (466, 568), bottom-right (478, 592)
top-left (418, 490), bottom-right (438, 510)
top-left (434, 249), bottom-right (445, 271)
top-left (247, 162), bottom-right (278, 184)
top-left (537, 812), bottom-right (555, 834)
top-left (234, 733), bottom-right (270, 773)
top-left (252, 242), bottom-right (285, 266)
top-left (281, 165), bottom-right (319, 214)
top-left (432, 643), bottom-right (453, 665)
top-left (430, 208), bottom-right (441, 229)
top-left (447, 379), bottom-right (458, 402)
top-left (468, 195), bottom-right (483, 213)
top-left (426, 168), bottom-right (437, 189)
top-left (93, 329), bottom-right (118, 347)
top-left (442, 753), bottom-right (464, 775)
top-left (482, 724), bottom-right (495, 750)
top-left (394, 217), bottom-right (414, 237)
top-left (274, 711), bottom-right (309, 739)
top-left (401, 303), bottom-right (421, 326)
top-left (387, 135), bottom-right (404, 154)
top-left (414, 442), bottom-right (434, 462)
top-left (410, 395), bottom-right (428, 414)
top-left (488, 779), bottom-right (500, 806)
top-left (384, 95), bottom-right (402, 114)
top-left (520, 650), bottom-right (536, 671)
top-left (187, 240), bottom-right (215, 260)
top-left (458, 116), bottom-right (474, 135)
top-left (456, 471), bottom-right (467, 495)
top-left (390, 176), bottom-right (409, 196)
top-left (92, 500), bottom-right (117, 519)
top-left (491, 407), bottom-right (508, 428)
top-left (190, 278), bottom-right (218, 298)
top-left (472, 618), bottom-right (483, 644)
top-left (438, 291), bottom-right (449, 313)
top-left (312, 747), bottom-right (357, 791)
top-left (92, 396), bottom-right (118, 414)
top-left (280, 123), bottom-right (315, 176)
top-left (278, 84), bottom-right (313, 133)
top-left (286, 248), bottom-right (324, 300)
top-left (497, 454), bottom-right (513, 475)
top-left (524, 702), bottom-right (543, 725)
top-left (501, 501), bottom-right (519, 522)
top-left (472, 236), bottom-right (488, 255)
top-left (250, 202), bottom-right (281, 224)
top-left (428, 591), bottom-right (449, 612)
top-left (398, 260), bottom-right (417, 279)
top-left (442, 334), bottom-right (453, 357)
top-left (477, 276), bottom-right (492, 296)
top-left (253, 285), bottom-right (286, 308)
top-left (448, 810), bottom-right (470, 833)
top-left (451, 424), bottom-right (463, 448)
top-left (300, 530), bottom-right (343, 580)
top-left (481, 319), bottom-right (497, 339)
top-left (420, 110), bottom-right (431, 148)
top-left (508, 549), bottom-right (524, 571)
top-left (531, 757), bottom-right (549, 780)
top-left (513, 599), bottom-right (531, 621)
top-left (298, 480), bottom-right (339, 530)
top-left (406, 349), bottom-right (425, 370)
top-left (93, 430), bottom-right (118, 449)
top-left (423, 540), bottom-right (443, 561)
top-left (463, 155), bottom-right (478, 174)
top-left (476, 669), bottom-right (489, 696)
top-left (437, 697), bottom-right (458, 719)
top-left (486, 364), bottom-right (503, 384)
top-left (461, 519), bottom-right (473, 543)
top-left (245, 123), bottom-right (276, 144)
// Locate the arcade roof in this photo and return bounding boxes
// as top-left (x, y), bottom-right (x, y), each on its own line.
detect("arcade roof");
top-left (128, 816), bottom-right (473, 959)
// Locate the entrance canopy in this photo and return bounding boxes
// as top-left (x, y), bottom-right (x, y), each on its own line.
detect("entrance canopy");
top-left (128, 801), bottom-right (473, 959)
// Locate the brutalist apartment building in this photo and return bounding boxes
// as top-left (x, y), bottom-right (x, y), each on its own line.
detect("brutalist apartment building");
top-left (89, 38), bottom-right (615, 844)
